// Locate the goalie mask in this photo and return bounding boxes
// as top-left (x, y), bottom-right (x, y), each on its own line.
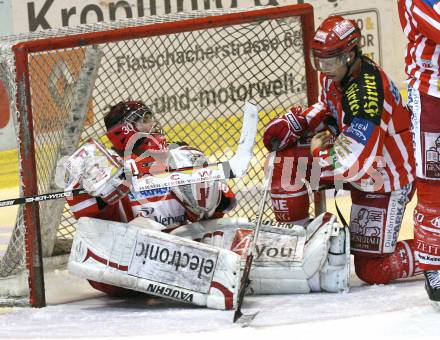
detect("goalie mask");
top-left (104, 101), bottom-right (166, 154)
top-left (310, 16), bottom-right (361, 73)
top-left (168, 146), bottom-right (223, 220)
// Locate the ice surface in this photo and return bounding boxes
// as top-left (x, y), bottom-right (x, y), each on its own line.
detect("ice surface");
top-left (0, 266), bottom-right (438, 340)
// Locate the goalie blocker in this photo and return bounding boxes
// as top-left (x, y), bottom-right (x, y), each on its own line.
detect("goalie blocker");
top-left (68, 212), bottom-right (349, 310)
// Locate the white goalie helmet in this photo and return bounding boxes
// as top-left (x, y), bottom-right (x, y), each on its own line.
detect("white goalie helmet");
top-left (168, 146), bottom-right (223, 220)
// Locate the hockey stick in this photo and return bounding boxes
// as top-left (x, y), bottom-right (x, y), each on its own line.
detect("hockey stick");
top-left (0, 102), bottom-right (259, 207)
top-left (0, 189), bottom-right (86, 207)
top-left (233, 139), bottom-right (280, 326)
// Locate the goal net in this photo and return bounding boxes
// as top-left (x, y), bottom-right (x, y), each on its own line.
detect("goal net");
top-left (0, 4), bottom-right (318, 306)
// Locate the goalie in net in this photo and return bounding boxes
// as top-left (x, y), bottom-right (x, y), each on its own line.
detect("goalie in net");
top-left (264, 16), bottom-right (422, 286)
top-left (63, 97), bottom-right (350, 310)
top-left (63, 100), bottom-right (238, 301)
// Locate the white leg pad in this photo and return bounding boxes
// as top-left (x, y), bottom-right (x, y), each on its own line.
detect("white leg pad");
top-left (163, 215), bottom-right (350, 295)
top-left (209, 213), bottom-right (351, 295)
top-left (68, 217), bottom-right (242, 309)
top-left (319, 225), bottom-right (351, 293)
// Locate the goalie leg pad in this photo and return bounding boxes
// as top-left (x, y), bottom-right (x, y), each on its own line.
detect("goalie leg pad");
top-left (68, 217), bottom-right (242, 310)
top-left (169, 216), bottom-right (350, 295)
top-left (244, 213), bottom-right (350, 294)
top-left (319, 224), bottom-right (351, 292)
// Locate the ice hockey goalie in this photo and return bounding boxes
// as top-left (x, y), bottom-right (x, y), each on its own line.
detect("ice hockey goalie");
top-left (68, 212), bottom-right (349, 310)
top-left (60, 101), bottom-right (237, 303)
top-left (62, 100), bottom-right (350, 310)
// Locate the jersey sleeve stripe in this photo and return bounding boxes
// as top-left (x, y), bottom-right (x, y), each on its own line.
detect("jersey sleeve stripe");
top-left (414, 4), bottom-right (440, 30)
top-left (70, 198), bottom-right (99, 213)
top-left (270, 191), bottom-right (308, 198)
top-left (383, 146), bottom-right (401, 190)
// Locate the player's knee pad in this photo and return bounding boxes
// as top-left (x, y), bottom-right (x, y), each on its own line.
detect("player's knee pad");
top-left (271, 145), bottom-right (313, 225)
top-left (354, 239), bottom-right (420, 284)
top-left (414, 180), bottom-right (440, 270)
top-left (349, 184), bottom-right (413, 255)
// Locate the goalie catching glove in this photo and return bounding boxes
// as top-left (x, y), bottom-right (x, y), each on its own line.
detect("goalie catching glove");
top-left (59, 139), bottom-right (130, 204)
top-left (263, 106), bottom-right (308, 151)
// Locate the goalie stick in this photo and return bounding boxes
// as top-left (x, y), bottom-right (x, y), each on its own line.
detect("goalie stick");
top-left (0, 102), bottom-right (259, 207)
top-left (233, 139), bottom-right (280, 326)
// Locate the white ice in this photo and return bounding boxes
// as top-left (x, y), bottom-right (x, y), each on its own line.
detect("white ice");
top-left (0, 266), bottom-right (438, 340)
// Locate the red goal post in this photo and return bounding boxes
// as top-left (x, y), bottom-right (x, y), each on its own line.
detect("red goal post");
top-left (0, 4), bottom-right (320, 307)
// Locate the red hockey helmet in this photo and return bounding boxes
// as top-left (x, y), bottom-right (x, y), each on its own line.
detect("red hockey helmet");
top-left (104, 101), bottom-right (165, 154)
top-left (310, 16), bottom-right (361, 73)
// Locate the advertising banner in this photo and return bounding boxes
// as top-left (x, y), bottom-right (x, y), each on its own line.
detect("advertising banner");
top-left (0, 0), bottom-right (408, 152)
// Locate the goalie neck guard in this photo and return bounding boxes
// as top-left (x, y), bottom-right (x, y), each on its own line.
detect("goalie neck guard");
top-left (104, 100), bottom-right (167, 155)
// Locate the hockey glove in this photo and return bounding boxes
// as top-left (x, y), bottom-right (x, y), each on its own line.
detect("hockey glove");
top-left (263, 106), bottom-right (308, 151)
top-left (64, 139), bottom-right (131, 204)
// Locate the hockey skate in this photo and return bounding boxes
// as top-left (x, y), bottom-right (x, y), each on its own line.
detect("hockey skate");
top-left (424, 270), bottom-right (440, 311)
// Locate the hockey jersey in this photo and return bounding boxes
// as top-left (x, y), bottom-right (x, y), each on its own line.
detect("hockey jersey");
top-left (398, 0), bottom-right (440, 98)
top-left (303, 56), bottom-right (415, 192)
top-left (66, 147), bottom-right (236, 229)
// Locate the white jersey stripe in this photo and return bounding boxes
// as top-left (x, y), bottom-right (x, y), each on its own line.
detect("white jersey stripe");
top-left (70, 198), bottom-right (97, 213)
top-left (402, 240), bottom-right (415, 276)
top-left (414, 5), bottom-right (440, 30)
top-left (270, 191), bottom-right (308, 198)
top-left (118, 200), bottom-right (128, 223)
top-left (383, 145), bottom-right (400, 190)
top-left (400, 0), bottom-right (440, 98)
top-left (392, 126), bottom-right (415, 184)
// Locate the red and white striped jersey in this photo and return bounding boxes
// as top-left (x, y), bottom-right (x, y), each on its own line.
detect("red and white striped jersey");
top-left (67, 183), bottom-right (188, 228)
top-left (303, 56), bottom-right (415, 193)
top-left (398, 0), bottom-right (440, 98)
top-left (67, 147), bottom-right (236, 228)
